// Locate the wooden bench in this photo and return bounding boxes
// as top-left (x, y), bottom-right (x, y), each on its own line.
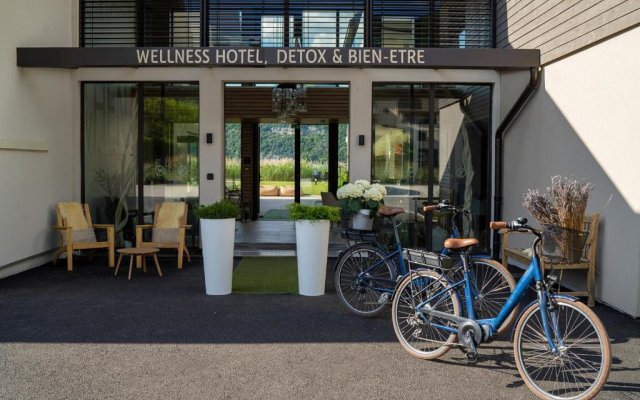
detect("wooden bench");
top-left (500, 214), bottom-right (600, 307)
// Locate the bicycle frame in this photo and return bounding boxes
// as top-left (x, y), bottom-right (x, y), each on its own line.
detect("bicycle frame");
top-left (415, 235), bottom-right (560, 352)
top-left (358, 217), bottom-right (410, 294)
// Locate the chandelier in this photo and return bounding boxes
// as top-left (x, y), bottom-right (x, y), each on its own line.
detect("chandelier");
top-left (272, 84), bottom-right (307, 120)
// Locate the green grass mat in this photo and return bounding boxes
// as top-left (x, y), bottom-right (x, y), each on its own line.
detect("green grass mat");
top-left (232, 257), bottom-right (298, 294)
top-left (261, 209), bottom-right (291, 220)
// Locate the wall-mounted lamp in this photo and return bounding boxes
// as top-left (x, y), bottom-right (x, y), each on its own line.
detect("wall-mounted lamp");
top-left (206, 133), bottom-right (213, 144)
top-left (358, 135), bottom-right (365, 146)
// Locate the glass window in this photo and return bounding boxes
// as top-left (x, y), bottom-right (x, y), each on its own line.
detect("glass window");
top-left (372, 83), bottom-right (491, 249)
top-left (83, 83), bottom-right (139, 246)
top-left (142, 83), bottom-right (200, 220)
top-left (171, 11), bottom-right (201, 47)
top-left (381, 17), bottom-right (415, 48)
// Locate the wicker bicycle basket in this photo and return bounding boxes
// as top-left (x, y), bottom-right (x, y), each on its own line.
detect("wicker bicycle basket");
top-left (403, 248), bottom-right (454, 271)
top-left (541, 224), bottom-right (589, 264)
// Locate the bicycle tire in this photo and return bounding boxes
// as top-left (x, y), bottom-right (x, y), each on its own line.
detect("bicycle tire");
top-left (334, 243), bottom-right (396, 317)
top-left (448, 257), bottom-right (517, 335)
top-left (513, 298), bottom-right (611, 400)
top-left (391, 269), bottom-right (461, 360)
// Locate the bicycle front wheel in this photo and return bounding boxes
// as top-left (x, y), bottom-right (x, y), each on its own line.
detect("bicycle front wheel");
top-left (334, 244), bottom-right (396, 317)
top-left (391, 269), bottom-right (461, 360)
top-left (468, 258), bottom-right (517, 334)
top-left (514, 298), bottom-right (611, 400)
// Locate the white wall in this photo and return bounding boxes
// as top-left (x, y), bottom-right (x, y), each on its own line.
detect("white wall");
top-left (501, 27), bottom-right (640, 317)
top-left (0, 0), bottom-right (76, 277)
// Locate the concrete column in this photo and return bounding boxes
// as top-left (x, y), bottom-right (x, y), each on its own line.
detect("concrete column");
top-left (348, 75), bottom-right (372, 182)
top-left (199, 72), bottom-right (225, 205)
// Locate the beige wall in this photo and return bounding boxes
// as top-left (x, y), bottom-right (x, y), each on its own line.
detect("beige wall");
top-left (0, 0), bottom-right (76, 277)
top-left (500, 26), bottom-right (640, 317)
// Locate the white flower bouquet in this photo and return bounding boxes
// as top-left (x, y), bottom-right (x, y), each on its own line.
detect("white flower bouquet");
top-left (336, 180), bottom-right (387, 217)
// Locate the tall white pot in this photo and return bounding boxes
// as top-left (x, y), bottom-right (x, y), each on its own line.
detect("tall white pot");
top-left (295, 220), bottom-right (330, 296)
top-left (200, 218), bottom-right (235, 295)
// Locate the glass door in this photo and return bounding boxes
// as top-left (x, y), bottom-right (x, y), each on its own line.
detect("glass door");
top-left (299, 124), bottom-right (329, 206)
top-left (258, 123), bottom-right (295, 220)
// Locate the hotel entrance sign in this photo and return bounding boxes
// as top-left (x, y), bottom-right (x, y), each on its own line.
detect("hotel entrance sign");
top-left (17, 47), bottom-right (540, 69)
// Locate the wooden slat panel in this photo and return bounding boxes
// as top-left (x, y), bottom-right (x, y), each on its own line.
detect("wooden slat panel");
top-left (224, 87), bottom-right (349, 120)
top-left (497, 0), bottom-right (640, 65)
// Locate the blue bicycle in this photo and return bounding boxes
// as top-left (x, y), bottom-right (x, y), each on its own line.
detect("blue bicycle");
top-left (391, 218), bottom-right (610, 400)
top-left (335, 206), bottom-right (516, 332)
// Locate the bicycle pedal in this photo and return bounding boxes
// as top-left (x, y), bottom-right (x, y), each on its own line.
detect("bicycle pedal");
top-left (465, 352), bottom-right (478, 363)
top-left (377, 292), bottom-right (390, 305)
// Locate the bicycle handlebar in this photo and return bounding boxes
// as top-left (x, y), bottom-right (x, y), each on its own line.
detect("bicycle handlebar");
top-left (490, 218), bottom-right (541, 236)
top-left (421, 200), bottom-right (469, 214)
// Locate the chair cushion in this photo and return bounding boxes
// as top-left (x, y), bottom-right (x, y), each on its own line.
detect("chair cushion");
top-left (61, 228), bottom-right (97, 245)
top-left (152, 228), bottom-right (179, 243)
top-left (259, 186), bottom-right (279, 196)
top-left (155, 203), bottom-right (185, 228)
top-left (58, 202), bottom-right (90, 229)
top-left (279, 186), bottom-right (295, 196)
top-left (72, 228), bottom-right (98, 243)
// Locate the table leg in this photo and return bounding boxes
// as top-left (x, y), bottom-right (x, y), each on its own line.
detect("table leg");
top-left (128, 255), bottom-right (134, 280)
top-left (142, 256), bottom-right (147, 273)
top-left (114, 254), bottom-right (123, 276)
top-left (153, 253), bottom-right (163, 277)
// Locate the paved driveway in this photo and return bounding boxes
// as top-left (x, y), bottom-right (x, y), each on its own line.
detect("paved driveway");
top-left (0, 259), bottom-right (638, 400)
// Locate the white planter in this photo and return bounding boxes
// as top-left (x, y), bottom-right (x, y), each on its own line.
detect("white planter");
top-left (295, 220), bottom-right (330, 296)
top-left (200, 218), bottom-right (235, 295)
top-left (351, 209), bottom-right (373, 230)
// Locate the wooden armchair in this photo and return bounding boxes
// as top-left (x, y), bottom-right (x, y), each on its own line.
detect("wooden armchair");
top-left (501, 214), bottom-right (600, 307)
top-left (53, 202), bottom-right (115, 271)
top-left (136, 202), bottom-right (191, 269)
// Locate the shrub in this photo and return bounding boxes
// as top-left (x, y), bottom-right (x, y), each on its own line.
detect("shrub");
top-left (194, 199), bottom-right (240, 219)
top-left (287, 203), bottom-right (341, 223)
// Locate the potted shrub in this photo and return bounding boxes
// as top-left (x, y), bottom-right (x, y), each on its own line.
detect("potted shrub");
top-left (287, 203), bottom-right (341, 296)
top-left (194, 199), bottom-right (240, 295)
top-left (336, 180), bottom-right (386, 230)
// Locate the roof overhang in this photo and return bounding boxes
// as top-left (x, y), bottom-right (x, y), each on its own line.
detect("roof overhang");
top-left (17, 47), bottom-right (540, 70)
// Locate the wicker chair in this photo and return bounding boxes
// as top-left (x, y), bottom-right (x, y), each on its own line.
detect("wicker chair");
top-left (53, 202), bottom-right (115, 271)
top-left (500, 214), bottom-right (600, 307)
top-left (136, 202), bottom-right (191, 269)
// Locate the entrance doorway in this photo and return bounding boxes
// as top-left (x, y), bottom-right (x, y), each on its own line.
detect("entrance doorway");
top-left (224, 83), bottom-right (349, 221)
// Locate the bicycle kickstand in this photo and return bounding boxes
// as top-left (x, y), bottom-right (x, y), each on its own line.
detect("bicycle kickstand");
top-left (461, 331), bottom-right (479, 362)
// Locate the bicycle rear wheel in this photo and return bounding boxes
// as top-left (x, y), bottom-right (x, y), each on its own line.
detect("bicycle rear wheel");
top-left (391, 269), bottom-right (461, 360)
top-left (513, 298), bottom-right (611, 400)
top-left (334, 244), bottom-right (396, 317)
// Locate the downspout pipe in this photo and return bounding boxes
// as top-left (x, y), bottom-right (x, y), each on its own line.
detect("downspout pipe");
top-left (492, 67), bottom-right (542, 259)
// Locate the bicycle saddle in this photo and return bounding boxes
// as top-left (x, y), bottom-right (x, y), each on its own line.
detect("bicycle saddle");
top-left (377, 207), bottom-right (404, 217)
top-left (443, 238), bottom-right (478, 250)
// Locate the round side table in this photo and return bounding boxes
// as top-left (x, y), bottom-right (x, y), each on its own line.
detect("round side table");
top-left (115, 247), bottom-right (162, 280)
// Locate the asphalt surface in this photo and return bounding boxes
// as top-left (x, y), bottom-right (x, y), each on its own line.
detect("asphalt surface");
top-left (0, 257), bottom-right (638, 400)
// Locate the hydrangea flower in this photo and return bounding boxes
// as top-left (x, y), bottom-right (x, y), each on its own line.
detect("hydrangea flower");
top-left (336, 180), bottom-right (386, 217)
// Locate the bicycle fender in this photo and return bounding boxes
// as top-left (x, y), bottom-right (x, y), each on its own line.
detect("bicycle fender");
top-left (509, 294), bottom-right (579, 342)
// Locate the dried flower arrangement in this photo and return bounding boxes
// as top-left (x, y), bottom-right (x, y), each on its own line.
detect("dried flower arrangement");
top-left (523, 176), bottom-right (592, 229)
top-left (522, 176), bottom-right (593, 262)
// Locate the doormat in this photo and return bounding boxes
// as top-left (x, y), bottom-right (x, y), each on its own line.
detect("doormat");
top-left (232, 257), bottom-right (298, 294)
top-left (261, 209), bottom-right (290, 220)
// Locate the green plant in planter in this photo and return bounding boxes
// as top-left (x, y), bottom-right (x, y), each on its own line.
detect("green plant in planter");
top-left (194, 199), bottom-right (240, 219)
top-left (286, 203), bottom-right (341, 223)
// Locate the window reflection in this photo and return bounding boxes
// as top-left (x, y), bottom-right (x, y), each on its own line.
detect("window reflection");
top-left (372, 83), bottom-right (491, 249)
